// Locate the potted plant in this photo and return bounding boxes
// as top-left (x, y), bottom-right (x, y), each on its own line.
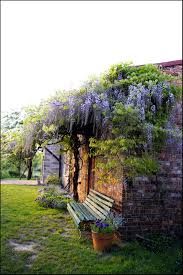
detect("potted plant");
top-left (91, 211), bottom-right (126, 252)
top-left (91, 219), bottom-right (115, 252)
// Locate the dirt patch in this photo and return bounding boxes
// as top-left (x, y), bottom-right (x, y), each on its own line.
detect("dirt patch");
top-left (9, 240), bottom-right (40, 269)
top-left (60, 232), bottom-right (71, 237)
top-left (25, 254), bottom-right (37, 268)
top-left (9, 240), bottom-right (39, 252)
top-left (60, 228), bottom-right (74, 238)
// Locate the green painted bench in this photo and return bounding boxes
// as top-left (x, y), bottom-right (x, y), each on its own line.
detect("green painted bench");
top-left (67, 189), bottom-right (114, 231)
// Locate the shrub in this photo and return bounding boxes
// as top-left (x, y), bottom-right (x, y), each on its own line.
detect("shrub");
top-left (39, 184), bottom-right (68, 196)
top-left (45, 174), bottom-right (60, 185)
top-left (36, 194), bottom-right (70, 210)
top-left (9, 171), bottom-right (20, 177)
top-left (35, 184), bottom-right (72, 210)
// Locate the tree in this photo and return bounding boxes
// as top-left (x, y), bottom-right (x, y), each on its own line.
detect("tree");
top-left (1, 107), bottom-right (44, 180)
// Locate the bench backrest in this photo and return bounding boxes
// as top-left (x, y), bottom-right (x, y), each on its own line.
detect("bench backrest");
top-left (83, 189), bottom-right (114, 220)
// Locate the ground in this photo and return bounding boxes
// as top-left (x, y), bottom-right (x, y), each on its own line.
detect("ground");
top-left (1, 183), bottom-right (182, 274)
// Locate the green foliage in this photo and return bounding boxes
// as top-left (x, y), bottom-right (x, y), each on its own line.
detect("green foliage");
top-left (1, 127), bottom-right (24, 179)
top-left (90, 219), bottom-right (115, 233)
top-left (123, 155), bottom-right (159, 178)
top-left (40, 184), bottom-right (66, 196)
top-left (45, 174), bottom-right (60, 185)
top-left (36, 194), bottom-right (70, 210)
top-left (100, 62), bottom-right (173, 90)
top-left (89, 102), bottom-right (159, 178)
top-left (36, 184), bottom-right (71, 209)
top-left (112, 103), bottom-right (145, 139)
top-left (100, 62), bottom-right (133, 87)
top-left (1, 111), bottom-right (43, 180)
top-left (1, 110), bottom-right (24, 132)
top-left (170, 84), bottom-right (182, 100)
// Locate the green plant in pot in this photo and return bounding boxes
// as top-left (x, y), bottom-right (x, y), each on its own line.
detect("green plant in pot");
top-left (91, 212), bottom-right (125, 252)
top-left (91, 219), bottom-right (115, 252)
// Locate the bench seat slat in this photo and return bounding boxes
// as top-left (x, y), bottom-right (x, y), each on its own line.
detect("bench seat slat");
top-left (88, 194), bottom-right (111, 212)
top-left (67, 204), bottom-right (81, 226)
top-left (83, 202), bottom-right (102, 220)
top-left (84, 199), bottom-right (106, 220)
top-left (76, 203), bottom-right (95, 220)
top-left (89, 191), bottom-right (113, 207)
top-left (85, 197), bottom-right (109, 217)
top-left (71, 201), bottom-right (96, 221)
top-left (90, 189), bottom-right (114, 203)
top-left (70, 201), bottom-right (86, 221)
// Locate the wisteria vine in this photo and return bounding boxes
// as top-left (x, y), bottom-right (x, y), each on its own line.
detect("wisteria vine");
top-left (26, 63), bottom-right (181, 183)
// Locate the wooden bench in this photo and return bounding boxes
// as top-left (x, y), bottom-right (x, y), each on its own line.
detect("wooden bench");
top-left (67, 189), bottom-right (114, 231)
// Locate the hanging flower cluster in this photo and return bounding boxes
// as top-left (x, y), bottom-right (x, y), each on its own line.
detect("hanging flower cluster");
top-left (126, 82), bottom-right (175, 121)
top-left (43, 62), bottom-right (180, 158)
top-left (124, 81), bottom-right (176, 148)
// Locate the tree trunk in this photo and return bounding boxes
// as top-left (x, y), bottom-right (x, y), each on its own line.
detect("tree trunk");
top-left (72, 134), bottom-right (80, 201)
top-left (27, 158), bottom-right (32, 180)
top-left (59, 155), bottom-right (62, 185)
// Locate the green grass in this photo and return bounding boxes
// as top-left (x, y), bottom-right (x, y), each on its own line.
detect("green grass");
top-left (1, 184), bottom-right (182, 274)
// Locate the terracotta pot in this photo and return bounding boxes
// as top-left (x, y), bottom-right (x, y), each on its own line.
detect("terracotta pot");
top-left (91, 231), bottom-right (114, 252)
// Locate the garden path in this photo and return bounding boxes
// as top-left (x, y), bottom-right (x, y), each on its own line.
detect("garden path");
top-left (0, 179), bottom-right (38, 185)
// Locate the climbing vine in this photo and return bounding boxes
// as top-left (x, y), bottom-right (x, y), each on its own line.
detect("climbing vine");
top-left (23, 62), bottom-right (181, 198)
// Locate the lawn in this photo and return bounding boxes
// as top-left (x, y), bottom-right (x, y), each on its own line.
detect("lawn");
top-left (1, 184), bottom-right (182, 274)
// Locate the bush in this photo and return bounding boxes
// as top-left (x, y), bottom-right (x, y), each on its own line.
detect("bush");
top-left (9, 171), bottom-right (20, 177)
top-left (40, 184), bottom-right (68, 196)
top-left (35, 184), bottom-right (72, 210)
top-left (36, 194), bottom-right (70, 209)
top-left (1, 170), bottom-right (10, 179)
top-left (45, 174), bottom-right (60, 185)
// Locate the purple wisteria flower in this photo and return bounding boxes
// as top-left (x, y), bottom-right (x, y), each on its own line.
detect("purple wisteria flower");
top-left (151, 105), bottom-right (156, 114)
top-left (50, 101), bottom-right (62, 107)
top-left (144, 123), bottom-right (154, 149)
top-left (126, 83), bottom-right (148, 121)
top-left (126, 81), bottom-right (174, 122)
top-left (117, 73), bottom-right (123, 80)
top-left (151, 83), bottom-right (163, 107)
